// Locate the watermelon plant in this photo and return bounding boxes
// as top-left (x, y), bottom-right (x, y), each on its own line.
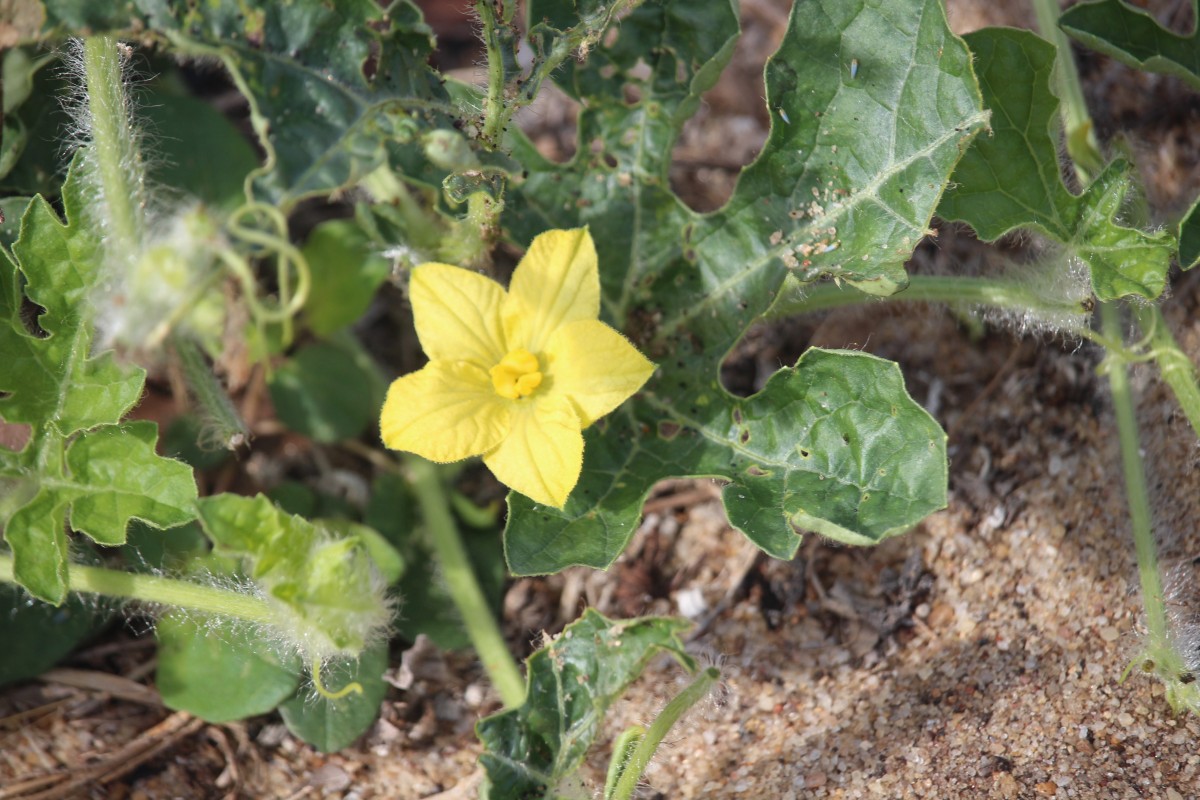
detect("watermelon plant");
top-left (1, 0), bottom-right (1197, 795)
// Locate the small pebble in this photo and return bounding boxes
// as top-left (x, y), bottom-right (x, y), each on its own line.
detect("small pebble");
top-left (1035, 780), bottom-right (1058, 796)
top-left (1099, 626), bottom-right (1120, 643)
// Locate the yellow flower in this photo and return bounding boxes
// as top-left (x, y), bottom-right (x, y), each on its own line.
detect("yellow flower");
top-left (380, 228), bottom-right (655, 508)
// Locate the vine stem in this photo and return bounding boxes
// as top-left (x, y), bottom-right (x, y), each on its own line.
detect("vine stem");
top-left (609, 667), bottom-right (720, 800)
top-left (1028, 0), bottom-right (1104, 181)
top-left (1133, 303), bottom-right (1200, 439)
top-left (0, 553), bottom-right (274, 625)
top-left (475, 0), bottom-right (512, 149)
top-left (81, 35), bottom-right (143, 252)
top-left (405, 456), bottom-right (525, 708)
top-left (1098, 303), bottom-right (1171, 649)
top-left (766, 274), bottom-right (1095, 336)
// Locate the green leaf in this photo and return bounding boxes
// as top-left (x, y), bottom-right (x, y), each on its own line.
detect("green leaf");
top-left (20, 1), bottom-right (136, 39)
top-left (1180, 195), bottom-right (1200, 271)
top-left (477, 610), bottom-right (695, 799)
top-left (268, 333), bottom-right (388, 443)
top-left (937, 27), bottom-right (1173, 301)
top-left (143, 0), bottom-right (448, 207)
top-left (1, 50), bottom-right (41, 181)
top-left (507, 348), bottom-right (946, 573)
top-left (195, 493), bottom-right (391, 659)
top-left (2, 163), bottom-right (139, 429)
top-left (0, 585), bottom-right (106, 687)
top-left (502, 0), bottom-right (980, 574)
top-left (0, 197), bottom-right (32, 251)
top-left (319, 518), bottom-right (406, 585)
top-left (1060, 0), bottom-right (1200, 90)
top-left (121, 520), bottom-right (209, 573)
top-left (140, 88), bottom-right (260, 211)
top-left (278, 641), bottom-right (390, 752)
top-left (0, 54), bottom-right (70, 198)
top-left (156, 611), bottom-right (302, 723)
top-left (0, 161), bottom-right (197, 603)
top-left (301, 220), bottom-right (392, 337)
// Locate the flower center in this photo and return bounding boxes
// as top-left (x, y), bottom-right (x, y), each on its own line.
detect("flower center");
top-left (490, 348), bottom-right (543, 400)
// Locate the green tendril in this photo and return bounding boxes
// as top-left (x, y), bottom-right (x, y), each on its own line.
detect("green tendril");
top-left (312, 658), bottom-right (364, 701)
top-left (217, 200), bottom-right (312, 349)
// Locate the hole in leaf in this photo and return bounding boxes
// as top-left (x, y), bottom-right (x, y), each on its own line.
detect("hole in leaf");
top-left (669, 7), bottom-right (780, 213)
top-left (602, 152), bottom-right (618, 169)
top-left (0, 418), bottom-right (31, 452)
top-left (361, 41), bottom-right (380, 82)
top-left (657, 421), bottom-right (681, 440)
top-left (622, 82), bottom-right (642, 105)
top-left (739, 429), bottom-right (750, 444)
top-left (20, 296), bottom-right (48, 339)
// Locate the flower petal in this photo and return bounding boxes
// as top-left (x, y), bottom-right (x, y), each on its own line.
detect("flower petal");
top-left (544, 319), bottom-right (656, 426)
top-left (411, 263), bottom-right (507, 366)
top-left (503, 228), bottom-right (600, 352)
top-left (380, 361), bottom-right (510, 462)
top-left (483, 395), bottom-right (583, 509)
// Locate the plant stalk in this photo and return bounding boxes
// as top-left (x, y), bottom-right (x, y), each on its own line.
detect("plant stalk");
top-left (766, 274), bottom-right (1092, 334)
top-left (0, 553), bottom-right (275, 625)
top-left (1028, 0), bottom-right (1104, 182)
top-left (81, 35), bottom-right (143, 252)
top-left (609, 667), bottom-right (720, 800)
top-left (1133, 303), bottom-right (1200, 440)
top-left (1099, 303), bottom-right (1171, 649)
top-left (406, 456), bottom-right (525, 708)
top-left (475, 0), bottom-right (512, 149)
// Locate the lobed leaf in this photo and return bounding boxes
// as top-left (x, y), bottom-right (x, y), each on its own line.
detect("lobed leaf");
top-left (477, 609), bottom-right (695, 799)
top-left (154, 0), bottom-right (448, 206)
top-left (1060, 0), bottom-right (1200, 90)
top-left (195, 493), bottom-right (391, 659)
top-left (938, 27), bottom-right (1174, 301)
top-left (0, 162), bottom-right (197, 603)
top-left (502, 0), bottom-right (983, 574)
top-left (506, 349), bottom-right (946, 573)
top-left (20, 0), bottom-right (452, 207)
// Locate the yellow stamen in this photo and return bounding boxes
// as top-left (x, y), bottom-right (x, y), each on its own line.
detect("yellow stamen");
top-left (490, 348), bottom-right (543, 399)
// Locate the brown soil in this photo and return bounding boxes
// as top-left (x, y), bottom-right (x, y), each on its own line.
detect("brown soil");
top-left (4, 1), bottom-right (1200, 798)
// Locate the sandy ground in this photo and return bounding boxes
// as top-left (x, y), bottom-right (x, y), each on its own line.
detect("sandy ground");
top-left (3, 0), bottom-right (1200, 798)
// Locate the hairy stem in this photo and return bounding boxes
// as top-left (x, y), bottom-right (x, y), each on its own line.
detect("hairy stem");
top-left (0, 553), bottom-right (274, 624)
top-left (406, 457), bottom-right (525, 708)
top-left (1099, 304), bottom-right (1171, 650)
top-left (475, 0), bottom-right (514, 149)
top-left (766, 274), bottom-right (1093, 335)
top-left (81, 35), bottom-right (144, 252)
top-left (609, 667), bottom-right (720, 800)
